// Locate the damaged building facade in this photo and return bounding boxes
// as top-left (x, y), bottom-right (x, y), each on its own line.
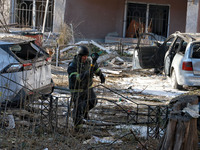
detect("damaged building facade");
top-left (65, 0), bottom-right (200, 42)
top-left (5, 0), bottom-right (200, 42)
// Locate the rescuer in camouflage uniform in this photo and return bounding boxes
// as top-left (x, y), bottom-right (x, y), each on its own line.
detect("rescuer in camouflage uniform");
top-left (67, 45), bottom-right (105, 128)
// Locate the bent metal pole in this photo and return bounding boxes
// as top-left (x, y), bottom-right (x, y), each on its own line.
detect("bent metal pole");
top-left (42, 0), bottom-right (49, 33)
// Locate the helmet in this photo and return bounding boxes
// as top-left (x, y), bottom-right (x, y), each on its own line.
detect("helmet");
top-left (77, 46), bottom-right (89, 56)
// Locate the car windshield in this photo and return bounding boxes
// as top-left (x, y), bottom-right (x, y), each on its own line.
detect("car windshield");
top-left (9, 42), bottom-right (44, 60)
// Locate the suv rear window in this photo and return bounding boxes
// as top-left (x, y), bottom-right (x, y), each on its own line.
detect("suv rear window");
top-left (9, 42), bottom-right (44, 60)
top-left (192, 43), bottom-right (200, 58)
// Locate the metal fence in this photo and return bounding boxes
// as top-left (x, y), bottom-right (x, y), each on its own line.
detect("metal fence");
top-left (33, 85), bottom-right (169, 140)
top-left (0, 84), bottom-right (169, 141)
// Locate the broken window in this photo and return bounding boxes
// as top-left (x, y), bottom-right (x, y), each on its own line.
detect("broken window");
top-left (13, 0), bottom-right (54, 32)
top-left (126, 3), bottom-right (169, 38)
top-left (176, 40), bottom-right (187, 54)
top-left (7, 43), bottom-right (44, 60)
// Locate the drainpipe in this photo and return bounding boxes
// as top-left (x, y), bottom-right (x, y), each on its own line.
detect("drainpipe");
top-left (42, 0), bottom-right (49, 33)
top-left (32, 0), bottom-right (36, 30)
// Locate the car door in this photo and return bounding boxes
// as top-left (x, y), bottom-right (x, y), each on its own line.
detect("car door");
top-left (0, 46), bottom-right (22, 102)
top-left (164, 36), bottom-right (181, 76)
top-left (136, 33), bottom-right (166, 69)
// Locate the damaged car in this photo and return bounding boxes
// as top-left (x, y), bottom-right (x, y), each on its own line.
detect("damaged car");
top-left (135, 31), bottom-right (200, 90)
top-left (0, 33), bottom-right (54, 107)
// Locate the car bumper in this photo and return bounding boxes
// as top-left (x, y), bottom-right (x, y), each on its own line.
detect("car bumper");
top-left (1, 82), bottom-right (54, 107)
top-left (178, 73), bottom-right (200, 86)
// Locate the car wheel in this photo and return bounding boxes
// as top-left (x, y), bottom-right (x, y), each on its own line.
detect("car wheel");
top-left (171, 70), bottom-right (182, 90)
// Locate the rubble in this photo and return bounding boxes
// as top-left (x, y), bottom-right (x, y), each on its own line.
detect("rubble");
top-left (60, 40), bottom-right (112, 54)
top-left (83, 136), bottom-right (123, 144)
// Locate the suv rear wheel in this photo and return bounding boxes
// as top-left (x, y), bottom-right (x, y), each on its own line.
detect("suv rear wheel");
top-left (171, 70), bottom-right (182, 90)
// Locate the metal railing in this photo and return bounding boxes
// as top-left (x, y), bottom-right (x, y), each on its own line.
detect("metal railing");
top-left (0, 84), bottom-right (169, 140)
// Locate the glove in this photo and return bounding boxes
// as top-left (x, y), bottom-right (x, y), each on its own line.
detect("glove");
top-left (100, 74), bottom-right (105, 83)
top-left (91, 53), bottom-right (99, 64)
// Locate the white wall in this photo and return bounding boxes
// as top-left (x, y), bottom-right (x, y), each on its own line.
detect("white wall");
top-left (186, 0), bottom-right (199, 33)
top-left (53, 0), bottom-right (66, 32)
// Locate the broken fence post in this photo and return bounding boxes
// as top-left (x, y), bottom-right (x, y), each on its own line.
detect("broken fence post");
top-left (158, 95), bottom-right (199, 150)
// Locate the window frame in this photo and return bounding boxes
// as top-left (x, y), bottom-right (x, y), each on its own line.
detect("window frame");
top-left (123, 2), bottom-right (170, 38)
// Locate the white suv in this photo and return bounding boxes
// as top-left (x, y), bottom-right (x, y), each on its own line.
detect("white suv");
top-left (135, 32), bottom-right (200, 90)
top-left (0, 33), bottom-right (54, 107)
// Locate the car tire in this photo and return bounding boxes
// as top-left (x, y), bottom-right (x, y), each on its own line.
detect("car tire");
top-left (171, 70), bottom-right (182, 90)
